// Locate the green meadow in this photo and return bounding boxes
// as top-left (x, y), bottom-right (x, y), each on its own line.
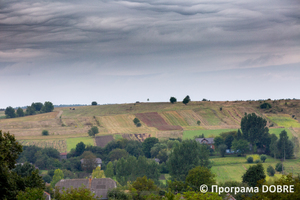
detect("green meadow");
top-left (66, 137), bottom-right (95, 152)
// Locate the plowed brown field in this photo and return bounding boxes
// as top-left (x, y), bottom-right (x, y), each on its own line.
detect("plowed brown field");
top-left (95, 135), bottom-right (114, 147)
top-left (136, 112), bottom-right (182, 130)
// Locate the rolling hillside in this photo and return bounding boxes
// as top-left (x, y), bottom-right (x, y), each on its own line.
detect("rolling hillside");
top-left (1, 99), bottom-right (300, 152)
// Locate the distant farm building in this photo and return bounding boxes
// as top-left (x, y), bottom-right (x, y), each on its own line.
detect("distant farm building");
top-left (60, 153), bottom-right (68, 160)
top-left (195, 138), bottom-right (215, 150)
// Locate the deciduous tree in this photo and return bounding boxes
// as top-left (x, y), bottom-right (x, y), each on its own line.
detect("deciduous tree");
top-left (186, 166), bottom-right (216, 191)
top-left (5, 106), bottom-right (16, 118)
top-left (51, 169), bottom-right (64, 187)
top-left (170, 97), bottom-right (177, 104)
top-left (182, 95), bottom-right (191, 105)
top-left (242, 163), bottom-right (266, 187)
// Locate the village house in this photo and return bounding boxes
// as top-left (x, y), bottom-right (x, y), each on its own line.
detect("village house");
top-left (195, 138), bottom-right (215, 150)
top-left (60, 152), bottom-right (68, 160)
top-left (55, 178), bottom-right (117, 199)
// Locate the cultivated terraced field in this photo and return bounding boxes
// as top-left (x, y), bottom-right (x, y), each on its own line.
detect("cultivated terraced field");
top-left (136, 112), bottom-right (182, 130)
top-left (1, 100), bottom-right (300, 152)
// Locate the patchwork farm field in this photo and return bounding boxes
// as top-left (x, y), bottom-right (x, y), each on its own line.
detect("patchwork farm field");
top-left (1, 100), bottom-right (300, 153)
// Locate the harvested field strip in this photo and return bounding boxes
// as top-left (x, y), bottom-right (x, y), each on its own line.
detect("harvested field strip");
top-left (136, 112), bottom-right (169, 126)
top-left (95, 135), bottom-right (114, 147)
top-left (99, 114), bottom-right (155, 133)
top-left (19, 139), bottom-right (67, 153)
top-left (193, 108), bottom-right (223, 126)
top-left (177, 110), bottom-right (209, 126)
top-left (266, 114), bottom-right (300, 128)
top-left (160, 111), bottom-right (189, 126)
top-left (136, 112), bottom-right (182, 130)
top-left (157, 130), bottom-right (183, 139)
top-left (121, 134), bottom-right (151, 142)
top-left (66, 137), bottom-right (94, 151)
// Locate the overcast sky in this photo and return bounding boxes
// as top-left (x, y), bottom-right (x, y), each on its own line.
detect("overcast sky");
top-left (1, 0), bottom-right (300, 108)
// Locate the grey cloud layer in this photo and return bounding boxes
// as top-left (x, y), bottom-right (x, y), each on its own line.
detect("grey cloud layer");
top-left (0, 0), bottom-right (299, 80)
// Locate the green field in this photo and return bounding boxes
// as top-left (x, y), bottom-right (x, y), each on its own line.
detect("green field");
top-left (267, 115), bottom-right (300, 128)
top-left (183, 129), bottom-right (237, 139)
top-left (114, 134), bottom-right (123, 140)
top-left (183, 128), bottom-right (293, 140)
top-left (66, 137), bottom-right (95, 152)
top-left (269, 128), bottom-right (293, 138)
top-left (210, 155), bottom-right (300, 183)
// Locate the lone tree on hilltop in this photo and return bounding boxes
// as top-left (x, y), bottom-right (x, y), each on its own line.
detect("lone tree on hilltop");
top-left (170, 97), bottom-right (177, 104)
top-left (91, 101), bottom-right (97, 106)
top-left (16, 108), bottom-right (24, 117)
top-left (182, 95), bottom-right (191, 105)
top-left (41, 101), bottom-right (54, 113)
top-left (5, 106), bottom-right (16, 118)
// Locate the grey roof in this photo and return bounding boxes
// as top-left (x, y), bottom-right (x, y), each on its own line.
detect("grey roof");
top-left (56, 178), bottom-right (117, 199)
top-left (195, 138), bottom-right (214, 144)
top-left (80, 158), bottom-right (102, 164)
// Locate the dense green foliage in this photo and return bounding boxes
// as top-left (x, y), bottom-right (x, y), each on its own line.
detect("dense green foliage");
top-left (0, 131), bottom-right (44, 200)
top-left (142, 137), bottom-right (159, 158)
top-left (260, 102), bottom-right (272, 109)
top-left (242, 163), bottom-right (266, 187)
top-left (16, 108), bottom-right (24, 117)
top-left (5, 106), bottom-right (16, 118)
top-left (91, 101), bottom-right (97, 105)
top-left (241, 113), bottom-right (271, 152)
top-left (182, 95), bottom-right (191, 105)
top-left (186, 166), bottom-right (216, 191)
top-left (88, 126), bottom-right (99, 137)
top-left (170, 97), bottom-right (177, 104)
top-left (168, 140), bottom-right (210, 181)
top-left (267, 165), bottom-right (275, 176)
top-left (42, 130), bottom-right (49, 136)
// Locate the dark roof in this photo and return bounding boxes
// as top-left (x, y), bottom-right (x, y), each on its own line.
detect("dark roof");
top-left (56, 178), bottom-right (116, 199)
top-left (195, 138), bottom-right (214, 144)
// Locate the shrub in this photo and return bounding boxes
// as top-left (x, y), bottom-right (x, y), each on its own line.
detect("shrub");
top-left (220, 107), bottom-right (222, 111)
top-left (136, 122), bottom-right (142, 127)
top-left (247, 156), bottom-right (253, 163)
top-left (197, 120), bottom-right (201, 126)
top-left (267, 165), bottom-right (275, 176)
top-left (260, 102), bottom-right (272, 109)
top-left (88, 126), bottom-right (99, 137)
top-left (260, 155), bottom-right (267, 163)
top-left (42, 130), bottom-right (49, 136)
top-left (170, 97), bottom-right (177, 104)
top-left (91, 101), bottom-right (97, 106)
top-left (254, 159), bottom-right (260, 163)
top-left (275, 163), bottom-right (284, 172)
